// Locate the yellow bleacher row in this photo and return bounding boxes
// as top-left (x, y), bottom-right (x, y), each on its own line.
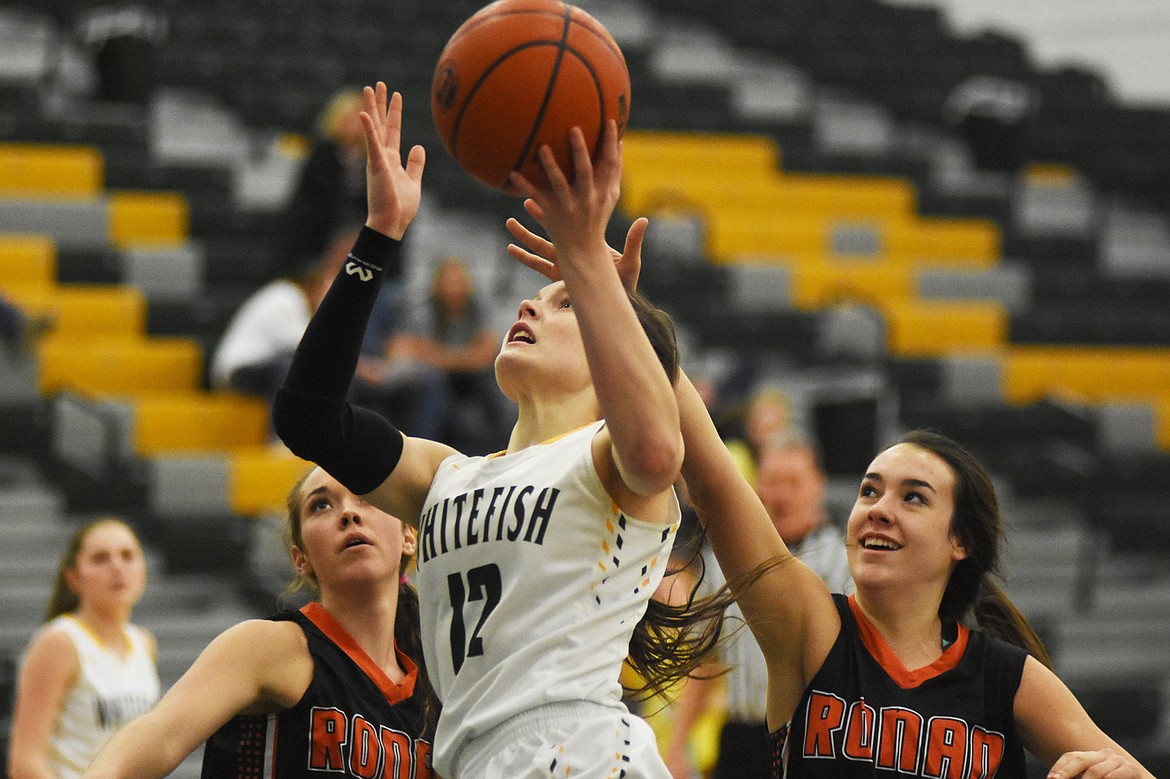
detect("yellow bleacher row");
top-left (620, 130), bottom-right (1170, 450)
top-left (0, 144), bottom-right (307, 514)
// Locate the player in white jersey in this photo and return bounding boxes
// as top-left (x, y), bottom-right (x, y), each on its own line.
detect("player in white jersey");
top-left (273, 83), bottom-right (725, 778)
top-left (8, 518), bottom-right (160, 779)
top-left (418, 420), bottom-right (680, 775)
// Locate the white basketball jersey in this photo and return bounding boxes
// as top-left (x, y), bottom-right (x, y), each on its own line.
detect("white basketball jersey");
top-left (415, 421), bottom-right (680, 775)
top-left (41, 614), bottom-right (161, 779)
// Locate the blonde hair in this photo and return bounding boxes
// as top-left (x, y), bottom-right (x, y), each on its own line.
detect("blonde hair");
top-left (316, 87), bottom-right (364, 141)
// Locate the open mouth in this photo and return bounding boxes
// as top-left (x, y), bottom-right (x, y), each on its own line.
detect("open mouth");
top-left (342, 536), bottom-right (370, 550)
top-left (860, 536), bottom-right (902, 551)
top-left (507, 323), bottom-right (534, 344)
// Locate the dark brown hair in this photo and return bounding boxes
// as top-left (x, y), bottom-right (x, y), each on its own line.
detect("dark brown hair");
top-left (624, 541), bottom-right (735, 702)
top-left (619, 292), bottom-right (731, 698)
top-left (46, 517), bottom-right (143, 622)
top-left (896, 429), bottom-right (1051, 666)
top-left (286, 469), bottom-right (440, 737)
top-left (628, 288), bottom-right (680, 385)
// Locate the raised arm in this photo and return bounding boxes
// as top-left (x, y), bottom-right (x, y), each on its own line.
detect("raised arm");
top-left (508, 124), bottom-right (681, 498)
top-left (675, 369), bottom-right (840, 725)
top-left (272, 83), bottom-right (453, 523)
top-left (83, 620), bottom-right (310, 779)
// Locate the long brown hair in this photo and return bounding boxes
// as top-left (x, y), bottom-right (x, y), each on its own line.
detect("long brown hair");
top-left (285, 469), bottom-right (440, 737)
top-left (45, 517), bottom-right (143, 622)
top-left (897, 429), bottom-right (1051, 666)
top-left (621, 294), bottom-right (731, 699)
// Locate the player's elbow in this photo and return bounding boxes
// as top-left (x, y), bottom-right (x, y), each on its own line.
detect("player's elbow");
top-left (623, 432), bottom-right (684, 496)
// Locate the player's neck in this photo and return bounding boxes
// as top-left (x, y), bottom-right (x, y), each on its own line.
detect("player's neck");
top-left (319, 588), bottom-right (400, 672)
top-left (853, 590), bottom-right (946, 668)
top-left (74, 607), bottom-right (132, 656)
top-left (507, 393), bottom-right (599, 452)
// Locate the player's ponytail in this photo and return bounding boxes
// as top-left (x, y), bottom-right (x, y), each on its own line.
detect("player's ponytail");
top-left (623, 531), bottom-right (734, 701)
top-left (972, 578), bottom-right (1052, 668)
top-left (899, 430), bottom-right (1052, 666)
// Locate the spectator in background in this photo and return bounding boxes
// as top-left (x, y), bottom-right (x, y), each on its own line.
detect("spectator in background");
top-left (354, 256), bottom-right (513, 453)
top-left (278, 87), bottom-right (369, 277)
top-left (723, 387), bottom-right (793, 485)
top-left (403, 256), bottom-right (512, 452)
top-left (8, 517), bottom-right (160, 779)
top-left (943, 74), bottom-right (1036, 174)
top-left (210, 226), bottom-right (357, 424)
top-left (74, 2), bottom-right (168, 105)
top-left (662, 438), bottom-right (852, 779)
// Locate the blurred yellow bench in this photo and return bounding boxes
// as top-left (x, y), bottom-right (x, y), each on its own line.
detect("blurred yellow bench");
top-left (39, 337), bottom-right (203, 395)
top-left (8, 284), bottom-right (146, 339)
top-left (0, 143), bottom-right (103, 198)
top-left (881, 300), bottom-right (1007, 357)
top-left (108, 191), bottom-right (189, 248)
top-left (129, 392), bottom-right (272, 456)
top-left (229, 446), bottom-right (311, 516)
top-left (623, 131), bottom-right (780, 172)
top-left (0, 234), bottom-right (56, 288)
top-left (1004, 347), bottom-right (1170, 404)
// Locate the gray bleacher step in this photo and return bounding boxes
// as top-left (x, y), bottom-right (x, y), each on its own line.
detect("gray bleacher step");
top-left (0, 485), bottom-right (67, 525)
top-left (0, 555), bottom-right (59, 586)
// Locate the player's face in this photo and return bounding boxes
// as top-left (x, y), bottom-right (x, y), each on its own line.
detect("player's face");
top-left (495, 280), bottom-right (590, 400)
top-left (845, 443), bottom-right (967, 595)
top-left (294, 469), bottom-right (414, 590)
top-left (67, 523), bottom-right (147, 613)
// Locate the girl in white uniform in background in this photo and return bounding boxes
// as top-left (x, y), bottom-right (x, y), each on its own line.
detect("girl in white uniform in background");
top-left (8, 517), bottom-right (160, 779)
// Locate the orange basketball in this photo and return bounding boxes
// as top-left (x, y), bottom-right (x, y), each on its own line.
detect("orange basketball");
top-left (431, 0), bottom-right (631, 193)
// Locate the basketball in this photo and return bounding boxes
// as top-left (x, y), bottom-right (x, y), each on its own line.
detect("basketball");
top-left (431, 0), bottom-right (631, 193)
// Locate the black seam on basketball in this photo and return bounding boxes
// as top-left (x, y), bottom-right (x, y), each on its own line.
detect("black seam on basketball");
top-left (508, 4), bottom-right (573, 185)
top-left (563, 48), bottom-right (608, 163)
top-left (447, 40), bottom-right (571, 164)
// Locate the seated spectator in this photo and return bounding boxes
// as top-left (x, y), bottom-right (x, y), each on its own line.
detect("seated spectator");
top-left (209, 227), bottom-right (356, 424)
top-left (354, 256), bottom-right (513, 453)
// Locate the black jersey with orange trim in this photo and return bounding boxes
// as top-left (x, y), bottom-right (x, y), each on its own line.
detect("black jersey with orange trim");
top-left (770, 594), bottom-right (1028, 778)
top-left (200, 603), bottom-right (433, 779)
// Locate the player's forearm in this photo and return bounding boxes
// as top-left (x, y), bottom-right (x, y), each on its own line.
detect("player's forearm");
top-left (83, 723), bottom-right (189, 779)
top-left (7, 751), bottom-right (57, 779)
top-left (273, 228), bottom-right (406, 495)
top-left (570, 252), bottom-right (681, 491)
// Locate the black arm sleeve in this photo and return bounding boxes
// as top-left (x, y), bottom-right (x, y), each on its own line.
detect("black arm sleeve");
top-left (273, 226), bottom-right (405, 495)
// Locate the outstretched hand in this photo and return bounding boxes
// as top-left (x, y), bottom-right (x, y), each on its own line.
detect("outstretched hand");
top-left (505, 121), bottom-right (631, 280)
top-left (505, 203), bottom-right (648, 292)
top-left (360, 82), bottom-right (425, 240)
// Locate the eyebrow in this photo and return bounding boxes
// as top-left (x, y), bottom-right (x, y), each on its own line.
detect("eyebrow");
top-left (302, 485), bottom-right (330, 506)
top-left (863, 473), bottom-right (937, 493)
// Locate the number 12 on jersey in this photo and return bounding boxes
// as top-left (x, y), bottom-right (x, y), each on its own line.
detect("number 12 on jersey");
top-left (447, 564), bottom-right (501, 674)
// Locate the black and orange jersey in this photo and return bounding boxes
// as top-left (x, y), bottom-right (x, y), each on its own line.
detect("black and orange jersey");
top-left (771, 594), bottom-right (1027, 778)
top-left (200, 603), bottom-right (432, 779)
